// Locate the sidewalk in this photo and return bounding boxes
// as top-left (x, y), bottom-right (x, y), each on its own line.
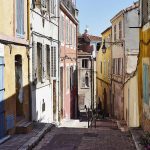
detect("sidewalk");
top-left (117, 120), bottom-right (145, 150)
top-left (0, 122), bottom-right (55, 150)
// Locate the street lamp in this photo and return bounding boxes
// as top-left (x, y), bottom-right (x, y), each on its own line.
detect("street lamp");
top-left (101, 39), bottom-right (124, 53)
top-left (102, 39), bottom-right (107, 53)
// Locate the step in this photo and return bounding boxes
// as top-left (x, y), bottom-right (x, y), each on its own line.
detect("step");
top-left (16, 120), bottom-right (33, 134)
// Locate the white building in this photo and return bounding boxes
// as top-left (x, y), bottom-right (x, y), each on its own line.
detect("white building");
top-left (30, 0), bottom-right (59, 123)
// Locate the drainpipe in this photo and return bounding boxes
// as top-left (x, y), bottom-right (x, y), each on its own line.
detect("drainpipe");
top-left (76, 26), bottom-right (79, 118)
top-left (57, 0), bottom-right (60, 123)
top-left (27, 0), bottom-right (32, 121)
top-left (123, 12), bottom-right (125, 121)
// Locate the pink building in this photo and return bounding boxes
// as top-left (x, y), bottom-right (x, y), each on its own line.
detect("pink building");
top-left (59, 0), bottom-right (78, 119)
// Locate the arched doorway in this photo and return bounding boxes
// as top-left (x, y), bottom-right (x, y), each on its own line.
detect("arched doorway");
top-left (15, 55), bottom-right (24, 122)
top-left (103, 88), bottom-right (107, 115)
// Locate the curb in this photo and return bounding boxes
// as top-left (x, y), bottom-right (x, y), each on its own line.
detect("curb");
top-left (130, 129), bottom-right (144, 150)
top-left (18, 123), bottom-right (55, 150)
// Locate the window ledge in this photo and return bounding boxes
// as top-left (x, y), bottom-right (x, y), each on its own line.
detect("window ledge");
top-left (81, 87), bottom-right (90, 89)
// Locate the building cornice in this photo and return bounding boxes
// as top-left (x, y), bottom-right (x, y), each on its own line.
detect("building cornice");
top-left (0, 34), bottom-right (29, 46)
top-left (60, 2), bottom-right (78, 25)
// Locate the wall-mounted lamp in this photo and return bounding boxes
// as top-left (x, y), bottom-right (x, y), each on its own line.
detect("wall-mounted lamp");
top-left (101, 39), bottom-right (124, 53)
top-left (102, 40), bottom-right (107, 53)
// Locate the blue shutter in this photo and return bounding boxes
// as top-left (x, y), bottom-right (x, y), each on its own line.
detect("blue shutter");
top-left (0, 57), bottom-right (5, 138)
top-left (16, 0), bottom-right (24, 37)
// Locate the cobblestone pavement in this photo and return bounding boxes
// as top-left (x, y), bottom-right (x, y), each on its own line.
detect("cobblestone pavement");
top-left (0, 123), bottom-right (51, 150)
top-left (34, 120), bottom-right (136, 150)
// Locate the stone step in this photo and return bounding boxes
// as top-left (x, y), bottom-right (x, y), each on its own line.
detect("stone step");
top-left (16, 120), bottom-right (33, 134)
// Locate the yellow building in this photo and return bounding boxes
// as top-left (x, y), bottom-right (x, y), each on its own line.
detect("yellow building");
top-left (137, 0), bottom-right (150, 131)
top-left (96, 27), bottom-right (112, 116)
top-left (0, 0), bottom-right (30, 138)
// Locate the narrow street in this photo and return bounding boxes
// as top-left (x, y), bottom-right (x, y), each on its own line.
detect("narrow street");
top-left (34, 120), bottom-right (136, 150)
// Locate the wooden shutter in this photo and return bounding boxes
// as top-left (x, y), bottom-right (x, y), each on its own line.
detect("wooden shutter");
top-left (54, 47), bottom-right (56, 77)
top-left (143, 64), bottom-right (149, 104)
top-left (42, 45), bottom-right (46, 82)
top-left (32, 42), bottom-right (37, 81)
top-left (16, 0), bottom-right (24, 37)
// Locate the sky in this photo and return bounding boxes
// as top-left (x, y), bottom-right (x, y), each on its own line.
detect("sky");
top-left (76, 0), bottom-right (137, 36)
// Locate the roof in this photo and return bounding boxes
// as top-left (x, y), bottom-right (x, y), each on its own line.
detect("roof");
top-left (110, 1), bottom-right (139, 22)
top-left (87, 35), bottom-right (102, 42)
top-left (101, 26), bottom-right (112, 35)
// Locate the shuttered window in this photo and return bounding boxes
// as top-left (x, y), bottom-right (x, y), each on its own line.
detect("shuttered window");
top-left (37, 43), bottom-right (42, 82)
top-left (148, 0), bottom-right (150, 20)
top-left (143, 64), bottom-right (149, 105)
top-left (46, 45), bottom-right (50, 79)
top-left (50, 0), bottom-right (56, 15)
top-left (16, 0), bottom-right (24, 37)
top-left (51, 46), bottom-right (56, 77)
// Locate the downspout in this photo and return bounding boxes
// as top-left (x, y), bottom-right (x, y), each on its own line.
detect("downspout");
top-left (76, 26), bottom-right (79, 118)
top-left (123, 12), bottom-right (125, 121)
top-left (27, 0), bottom-right (32, 121)
top-left (58, 0), bottom-right (60, 123)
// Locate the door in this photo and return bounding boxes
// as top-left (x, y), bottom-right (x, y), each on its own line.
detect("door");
top-left (53, 80), bottom-right (56, 121)
top-left (15, 55), bottom-right (24, 121)
top-left (0, 57), bottom-right (5, 139)
top-left (103, 88), bottom-right (107, 115)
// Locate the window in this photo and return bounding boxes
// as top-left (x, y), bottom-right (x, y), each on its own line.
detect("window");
top-left (50, 0), bottom-right (56, 15)
top-left (60, 15), bottom-right (64, 42)
top-left (118, 58), bottom-right (122, 75)
top-left (82, 59), bottom-right (88, 68)
top-left (46, 45), bottom-right (50, 79)
top-left (74, 26), bottom-right (76, 48)
top-left (114, 25), bottom-right (116, 41)
top-left (37, 43), bottom-right (42, 82)
top-left (113, 59), bottom-right (115, 74)
top-left (81, 72), bottom-right (89, 88)
top-left (104, 61), bottom-right (106, 76)
top-left (100, 61), bottom-right (102, 74)
top-left (70, 23), bottom-right (72, 46)
top-left (108, 60), bottom-right (111, 78)
top-left (66, 20), bottom-right (69, 44)
top-left (16, 0), bottom-right (24, 37)
top-left (51, 46), bottom-right (56, 77)
top-left (119, 21), bottom-right (122, 40)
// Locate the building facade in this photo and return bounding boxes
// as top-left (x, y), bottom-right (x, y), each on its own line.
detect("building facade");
top-left (111, 11), bottom-right (124, 120)
top-left (59, 0), bottom-right (78, 119)
top-left (0, 0), bottom-right (30, 138)
top-left (96, 27), bottom-right (112, 116)
top-left (123, 3), bottom-right (140, 127)
top-left (110, 2), bottom-right (139, 123)
top-left (78, 31), bottom-right (101, 112)
top-left (30, 0), bottom-right (59, 123)
top-left (138, 0), bottom-right (150, 131)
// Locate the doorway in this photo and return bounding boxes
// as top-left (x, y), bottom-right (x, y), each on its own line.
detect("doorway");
top-left (103, 88), bottom-right (107, 115)
top-left (60, 67), bottom-right (63, 119)
top-left (15, 55), bottom-right (24, 122)
top-left (53, 80), bottom-right (56, 121)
